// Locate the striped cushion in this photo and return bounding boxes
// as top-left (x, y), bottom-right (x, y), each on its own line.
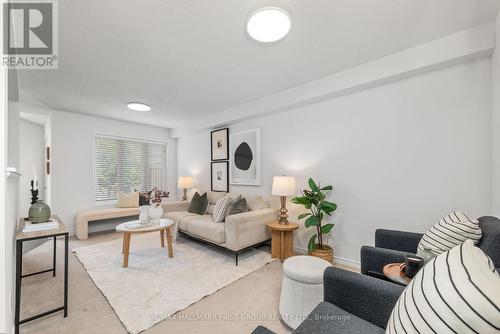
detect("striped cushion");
top-left (386, 240), bottom-right (500, 333)
top-left (417, 211), bottom-right (482, 256)
top-left (212, 195), bottom-right (232, 223)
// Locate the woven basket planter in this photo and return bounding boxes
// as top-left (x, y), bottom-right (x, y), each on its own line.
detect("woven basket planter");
top-left (308, 244), bottom-right (333, 264)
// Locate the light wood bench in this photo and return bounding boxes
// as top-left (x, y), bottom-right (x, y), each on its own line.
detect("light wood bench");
top-left (75, 207), bottom-right (139, 240)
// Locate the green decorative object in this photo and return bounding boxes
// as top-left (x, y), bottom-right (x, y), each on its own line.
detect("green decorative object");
top-left (28, 200), bottom-right (51, 223)
top-left (417, 248), bottom-right (436, 264)
top-left (188, 192), bottom-right (208, 215)
top-left (292, 178), bottom-right (337, 252)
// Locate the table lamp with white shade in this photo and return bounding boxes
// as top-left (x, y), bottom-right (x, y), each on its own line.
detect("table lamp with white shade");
top-left (178, 176), bottom-right (193, 201)
top-left (272, 176), bottom-right (296, 224)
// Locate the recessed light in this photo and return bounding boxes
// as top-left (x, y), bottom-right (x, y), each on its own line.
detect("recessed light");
top-left (127, 102), bottom-right (151, 112)
top-left (246, 7), bottom-right (291, 43)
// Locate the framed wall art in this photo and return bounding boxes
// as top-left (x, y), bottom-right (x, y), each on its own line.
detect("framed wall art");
top-left (230, 128), bottom-right (261, 186)
top-left (211, 128), bottom-right (229, 161)
top-left (211, 161), bottom-right (229, 192)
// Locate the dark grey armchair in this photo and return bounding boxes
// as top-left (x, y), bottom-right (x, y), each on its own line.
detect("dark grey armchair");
top-left (252, 267), bottom-right (404, 334)
top-left (252, 216), bottom-right (500, 334)
top-left (360, 216), bottom-right (500, 279)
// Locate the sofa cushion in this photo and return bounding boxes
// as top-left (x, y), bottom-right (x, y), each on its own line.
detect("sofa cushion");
top-left (227, 195), bottom-right (248, 215)
top-left (212, 194), bottom-right (232, 223)
top-left (188, 192), bottom-right (208, 215)
top-left (187, 216), bottom-right (226, 244)
top-left (295, 302), bottom-right (384, 334)
top-left (207, 191), bottom-right (225, 204)
top-left (164, 211), bottom-right (199, 231)
top-left (417, 211), bottom-right (482, 256)
top-left (247, 196), bottom-right (269, 211)
top-left (116, 191), bottom-right (139, 208)
top-left (387, 240), bottom-right (500, 334)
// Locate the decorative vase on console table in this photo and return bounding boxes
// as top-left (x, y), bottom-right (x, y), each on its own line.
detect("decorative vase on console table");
top-left (29, 200), bottom-right (51, 223)
top-left (28, 177), bottom-right (51, 223)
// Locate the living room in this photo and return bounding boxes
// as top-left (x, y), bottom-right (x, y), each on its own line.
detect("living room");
top-left (1, 1), bottom-right (500, 334)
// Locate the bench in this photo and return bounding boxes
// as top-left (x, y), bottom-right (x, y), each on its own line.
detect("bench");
top-left (75, 207), bottom-right (139, 240)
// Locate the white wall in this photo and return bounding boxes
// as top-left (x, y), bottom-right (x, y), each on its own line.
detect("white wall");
top-left (2, 98), bottom-right (20, 334)
top-left (50, 110), bottom-right (177, 234)
top-left (44, 113), bottom-right (52, 207)
top-left (177, 59), bottom-right (492, 265)
top-left (0, 46), bottom-right (8, 334)
top-left (492, 10), bottom-right (500, 216)
top-left (18, 119), bottom-right (45, 218)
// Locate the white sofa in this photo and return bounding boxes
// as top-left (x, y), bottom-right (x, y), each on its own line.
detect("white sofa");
top-left (161, 191), bottom-right (277, 264)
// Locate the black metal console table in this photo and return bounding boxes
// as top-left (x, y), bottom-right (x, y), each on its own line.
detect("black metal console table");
top-left (15, 215), bottom-right (69, 334)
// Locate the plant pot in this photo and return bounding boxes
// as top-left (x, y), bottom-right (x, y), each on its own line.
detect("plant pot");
top-left (309, 244), bottom-right (333, 264)
top-left (148, 205), bottom-right (163, 224)
top-left (139, 205), bottom-right (150, 225)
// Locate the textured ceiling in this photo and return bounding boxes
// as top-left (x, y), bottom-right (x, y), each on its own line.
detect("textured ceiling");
top-left (19, 0), bottom-right (500, 128)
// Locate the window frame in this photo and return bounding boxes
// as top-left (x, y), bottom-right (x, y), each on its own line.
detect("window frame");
top-left (92, 133), bottom-right (168, 206)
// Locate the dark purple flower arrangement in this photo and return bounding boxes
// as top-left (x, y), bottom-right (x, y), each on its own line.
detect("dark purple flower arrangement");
top-left (138, 188), bottom-right (169, 207)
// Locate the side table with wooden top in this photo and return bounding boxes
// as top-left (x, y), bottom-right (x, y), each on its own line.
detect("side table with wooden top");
top-left (267, 222), bottom-right (298, 262)
top-left (15, 215), bottom-right (69, 334)
top-left (383, 263), bottom-right (412, 286)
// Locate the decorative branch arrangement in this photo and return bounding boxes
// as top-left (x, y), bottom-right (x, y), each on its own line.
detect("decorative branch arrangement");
top-left (138, 188), bottom-right (169, 206)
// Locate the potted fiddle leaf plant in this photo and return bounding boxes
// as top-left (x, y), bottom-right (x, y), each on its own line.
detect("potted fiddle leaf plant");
top-left (292, 178), bottom-right (337, 263)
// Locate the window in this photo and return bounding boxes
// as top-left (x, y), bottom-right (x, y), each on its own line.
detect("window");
top-left (94, 135), bottom-right (166, 202)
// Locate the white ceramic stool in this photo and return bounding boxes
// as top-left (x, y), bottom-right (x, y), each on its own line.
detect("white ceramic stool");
top-left (279, 255), bottom-right (332, 329)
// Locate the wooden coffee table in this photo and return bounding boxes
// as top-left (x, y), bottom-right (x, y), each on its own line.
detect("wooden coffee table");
top-left (383, 263), bottom-right (412, 286)
top-left (116, 219), bottom-right (174, 268)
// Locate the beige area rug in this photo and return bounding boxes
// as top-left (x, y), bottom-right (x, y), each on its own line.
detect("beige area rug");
top-left (73, 234), bottom-right (275, 334)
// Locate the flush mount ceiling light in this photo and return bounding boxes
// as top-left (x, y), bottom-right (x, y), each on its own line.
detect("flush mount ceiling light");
top-left (246, 7), bottom-right (291, 43)
top-left (127, 102), bottom-right (151, 112)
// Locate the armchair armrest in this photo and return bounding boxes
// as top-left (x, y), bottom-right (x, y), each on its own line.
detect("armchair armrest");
top-left (375, 229), bottom-right (422, 253)
top-left (251, 326), bottom-right (276, 334)
top-left (161, 201), bottom-right (189, 214)
top-left (324, 267), bottom-right (404, 329)
top-left (224, 208), bottom-right (277, 251)
top-left (360, 246), bottom-right (409, 277)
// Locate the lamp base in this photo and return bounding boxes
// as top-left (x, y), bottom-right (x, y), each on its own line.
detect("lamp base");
top-left (278, 196), bottom-right (289, 224)
top-left (182, 188), bottom-right (188, 201)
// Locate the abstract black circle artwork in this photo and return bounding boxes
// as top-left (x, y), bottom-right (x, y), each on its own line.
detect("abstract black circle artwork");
top-left (230, 128), bottom-right (261, 185)
top-left (234, 142), bottom-right (253, 170)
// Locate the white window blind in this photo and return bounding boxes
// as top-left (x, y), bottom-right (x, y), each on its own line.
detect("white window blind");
top-left (94, 135), bottom-right (167, 202)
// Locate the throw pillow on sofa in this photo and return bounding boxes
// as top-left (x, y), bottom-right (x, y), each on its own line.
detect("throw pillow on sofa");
top-left (212, 194), bottom-right (232, 223)
top-left (417, 211), bottom-right (482, 256)
top-left (206, 203), bottom-right (215, 215)
top-left (227, 195), bottom-right (248, 215)
top-left (116, 191), bottom-right (139, 208)
top-left (387, 240), bottom-right (499, 333)
top-left (188, 192), bottom-right (208, 215)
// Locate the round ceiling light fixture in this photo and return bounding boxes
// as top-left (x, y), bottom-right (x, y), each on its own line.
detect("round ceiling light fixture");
top-left (246, 7), bottom-right (291, 43)
top-left (127, 102), bottom-right (151, 112)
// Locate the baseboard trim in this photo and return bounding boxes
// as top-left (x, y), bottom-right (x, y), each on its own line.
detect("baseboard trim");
top-left (333, 256), bottom-right (361, 269)
top-left (293, 246), bottom-right (361, 269)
